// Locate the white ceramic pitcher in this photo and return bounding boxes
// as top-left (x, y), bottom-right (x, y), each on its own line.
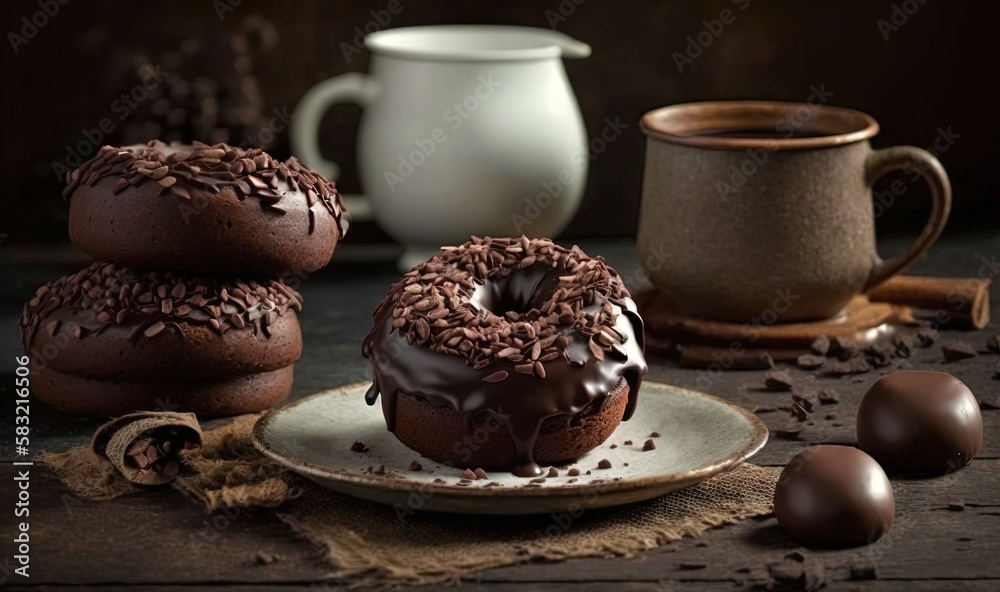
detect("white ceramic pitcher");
top-left (292, 25), bottom-right (591, 270)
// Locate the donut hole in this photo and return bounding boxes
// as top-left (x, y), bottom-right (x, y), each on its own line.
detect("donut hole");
top-left (468, 265), bottom-right (554, 318)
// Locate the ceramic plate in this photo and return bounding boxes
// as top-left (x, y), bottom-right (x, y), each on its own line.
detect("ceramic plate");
top-left (252, 381), bottom-right (768, 515)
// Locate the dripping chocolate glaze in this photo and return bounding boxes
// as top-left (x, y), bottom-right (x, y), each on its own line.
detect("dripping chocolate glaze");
top-left (63, 140), bottom-right (350, 238)
top-left (362, 237), bottom-right (648, 478)
top-left (19, 262), bottom-right (303, 351)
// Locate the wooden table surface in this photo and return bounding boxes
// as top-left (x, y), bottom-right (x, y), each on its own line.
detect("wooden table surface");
top-left (1, 237), bottom-right (998, 591)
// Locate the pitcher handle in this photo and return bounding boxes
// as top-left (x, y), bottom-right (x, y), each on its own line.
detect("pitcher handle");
top-left (291, 73), bottom-right (379, 221)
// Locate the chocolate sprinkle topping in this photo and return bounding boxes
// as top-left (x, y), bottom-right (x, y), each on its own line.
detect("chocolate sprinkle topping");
top-left (20, 261), bottom-right (303, 349)
top-left (63, 140), bottom-right (349, 238)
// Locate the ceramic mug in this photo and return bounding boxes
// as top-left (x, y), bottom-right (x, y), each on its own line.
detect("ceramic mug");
top-left (637, 101), bottom-right (952, 322)
top-left (292, 25), bottom-right (592, 270)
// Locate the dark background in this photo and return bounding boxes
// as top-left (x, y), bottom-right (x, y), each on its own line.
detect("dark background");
top-left (1, 0), bottom-right (997, 247)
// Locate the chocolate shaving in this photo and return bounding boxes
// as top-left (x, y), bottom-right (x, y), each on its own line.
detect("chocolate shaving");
top-left (19, 262), bottom-right (302, 348)
top-left (63, 140), bottom-right (349, 239)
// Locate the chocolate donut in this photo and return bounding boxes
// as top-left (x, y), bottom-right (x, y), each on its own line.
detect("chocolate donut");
top-left (363, 236), bottom-right (648, 477)
top-left (65, 141), bottom-right (349, 275)
top-left (21, 262), bottom-right (303, 417)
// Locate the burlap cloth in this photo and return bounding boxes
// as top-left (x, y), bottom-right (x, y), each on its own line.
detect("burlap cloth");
top-left (42, 413), bottom-right (780, 587)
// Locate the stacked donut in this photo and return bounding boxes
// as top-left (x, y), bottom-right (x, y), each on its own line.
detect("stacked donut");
top-left (20, 141), bottom-right (348, 417)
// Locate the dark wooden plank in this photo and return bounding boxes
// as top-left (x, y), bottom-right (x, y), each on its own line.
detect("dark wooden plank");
top-left (5, 581), bottom-right (1000, 591)
top-left (2, 460), bottom-right (998, 586)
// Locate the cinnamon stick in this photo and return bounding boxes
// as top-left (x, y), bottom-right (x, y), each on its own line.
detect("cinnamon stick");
top-left (867, 276), bottom-right (990, 330)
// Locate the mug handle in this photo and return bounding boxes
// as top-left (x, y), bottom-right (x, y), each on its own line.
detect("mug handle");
top-left (862, 146), bottom-right (952, 291)
top-left (291, 72), bottom-right (379, 221)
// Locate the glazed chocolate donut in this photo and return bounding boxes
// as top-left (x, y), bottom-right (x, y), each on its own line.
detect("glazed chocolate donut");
top-left (363, 236), bottom-right (647, 477)
top-left (65, 140), bottom-right (349, 275)
top-left (20, 262), bottom-right (303, 417)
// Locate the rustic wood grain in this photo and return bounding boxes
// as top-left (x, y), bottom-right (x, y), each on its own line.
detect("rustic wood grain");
top-left (1, 237), bottom-right (999, 589)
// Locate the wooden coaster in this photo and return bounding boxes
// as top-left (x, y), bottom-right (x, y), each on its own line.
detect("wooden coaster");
top-left (635, 289), bottom-right (913, 364)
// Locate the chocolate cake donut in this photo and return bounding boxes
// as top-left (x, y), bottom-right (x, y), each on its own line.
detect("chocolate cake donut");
top-left (21, 262), bottom-right (303, 417)
top-left (363, 236), bottom-right (647, 477)
top-left (65, 140), bottom-right (349, 275)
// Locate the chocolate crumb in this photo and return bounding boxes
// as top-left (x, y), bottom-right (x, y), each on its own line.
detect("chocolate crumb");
top-left (894, 333), bottom-right (916, 357)
top-left (916, 327), bottom-right (939, 347)
top-left (775, 421), bottom-right (807, 439)
top-left (585, 470), bottom-right (592, 475)
top-left (408, 460), bottom-right (422, 471)
top-left (764, 370), bottom-right (794, 391)
top-left (942, 340), bottom-right (977, 361)
top-left (623, 440), bottom-right (633, 446)
top-left (462, 468), bottom-right (476, 480)
top-left (349, 441), bottom-right (369, 453)
top-left (609, 443), bottom-right (618, 449)
top-left (567, 468), bottom-right (580, 476)
top-left (979, 395), bottom-right (1000, 410)
top-left (825, 355), bottom-right (871, 376)
top-left (546, 467), bottom-right (559, 478)
top-left (642, 439), bottom-right (656, 451)
top-left (796, 354), bottom-right (826, 370)
top-left (810, 335), bottom-right (831, 355)
top-left (623, 462), bottom-right (629, 466)
top-left (597, 459), bottom-right (612, 469)
top-left (817, 388), bottom-right (840, 404)
top-left (474, 468), bottom-right (488, 480)
top-left (649, 431), bottom-right (661, 438)
top-left (848, 559), bottom-right (878, 581)
top-left (831, 336), bottom-right (859, 358)
top-left (790, 402), bottom-right (810, 421)
top-left (433, 478), bottom-right (445, 483)
top-left (792, 391), bottom-right (819, 413)
top-left (254, 552), bottom-right (281, 565)
top-left (567, 478), bottom-right (578, 483)
top-left (529, 477), bottom-right (546, 484)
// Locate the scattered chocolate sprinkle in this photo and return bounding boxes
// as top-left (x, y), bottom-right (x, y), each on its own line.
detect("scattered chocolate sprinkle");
top-left (567, 478), bottom-right (578, 483)
top-left (408, 460), bottom-right (422, 471)
top-left (825, 356), bottom-right (871, 376)
top-left (366, 237), bottom-right (634, 375)
top-left (349, 441), bottom-right (369, 453)
top-left (529, 477), bottom-right (546, 484)
top-left (462, 468), bottom-right (477, 480)
top-left (623, 440), bottom-right (633, 446)
top-left (916, 327), bottom-right (939, 347)
top-left (791, 391), bottom-right (819, 414)
top-left (642, 439), bottom-right (656, 451)
top-left (817, 388), bottom-right (840, 404)
top-left (979, 395), bottom-right (1000, 410)
top-left (433, 478), bottom-right (445, 483)
top-left (774, 421), bottom-right (807, 439)
top-left (19, 262), bottom-right (303, 348)
top-left (546, 467), bottom-right (559, 478)
top-left (649, 431), bottom-right (661, 438)
top-left (473, 468), bottom-right (488, 480)
top-left (609, 443), bottom-right (618, 449)
top-left (585, 470), bottom-right (592, 475)
top-left (597, 459), bottom-right (612, 469)
top-left (796, 354), bottom-right (825, 369)
top-left (623, 462), bottom-right (629, 466)
top-left (942, 340), bottom-right (977, 361)
top-left (764, 370), bottom-right (794, 391)
top-left (64, 141), bottom-right (348, 239)
top-left (810, 335), bottom-right (831, 356)
top-left (567, 468), bottom-right (580, 476)
top-left (847, 559), bottom-right (878, 581)
top-left (764, 550), bottom-right (826, 591)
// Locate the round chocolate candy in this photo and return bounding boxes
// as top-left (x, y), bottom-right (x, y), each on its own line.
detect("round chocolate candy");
top-left (857, 371), bottom-right (983, 473)
top-left (774, 445), bottom-right (894, 546)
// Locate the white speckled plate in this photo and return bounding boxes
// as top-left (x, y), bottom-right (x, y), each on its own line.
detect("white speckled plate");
top-left (252, 381), bottom-right (768, 515)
